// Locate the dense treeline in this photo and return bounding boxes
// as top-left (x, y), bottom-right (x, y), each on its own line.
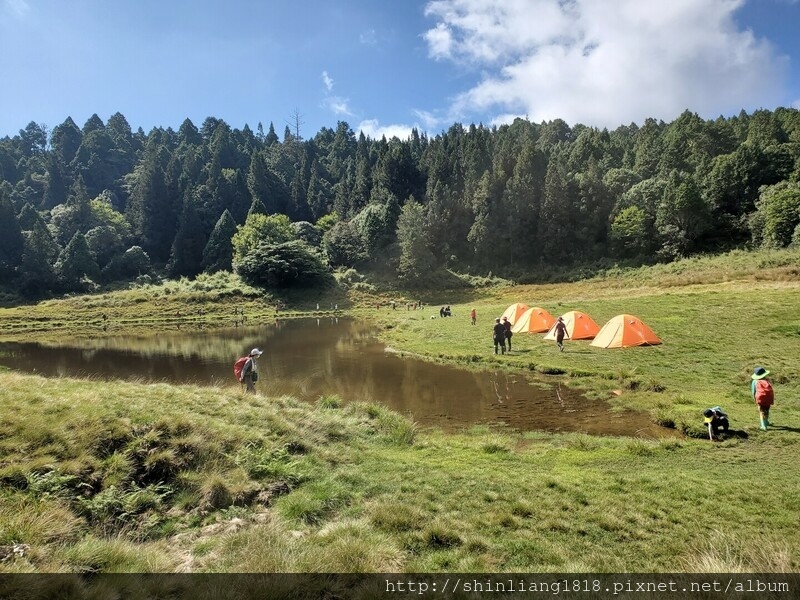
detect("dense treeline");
top-left (1, 108), bottom-right (799, 296)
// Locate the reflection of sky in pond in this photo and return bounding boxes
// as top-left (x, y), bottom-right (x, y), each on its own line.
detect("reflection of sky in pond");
top-left (0, 318), bottom-right (671, 436)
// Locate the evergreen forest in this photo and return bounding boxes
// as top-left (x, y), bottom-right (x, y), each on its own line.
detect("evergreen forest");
top-left (1, 108), bottom-right (800, 298)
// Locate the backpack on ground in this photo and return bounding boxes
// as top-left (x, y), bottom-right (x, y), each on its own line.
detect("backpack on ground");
top-left (233, 356), bottom-right (249, 381)
top-left (754, 379), bottom-right (774, 407)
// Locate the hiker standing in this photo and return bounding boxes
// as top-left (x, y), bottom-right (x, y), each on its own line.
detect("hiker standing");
top-left (470, 308), bottom-right (477, 326)
top-left (751, 366), bottom-right (775, 430)
top-left (493, 318), bottom-right (506, 355)
top-left (703, 406), bottom-right (729, 441)
top-left (554, 316), bottom-right (569, 351)
top-left (502, 316), bottom-right (513, 352)
top-left (240, 348), bottom-right (263, 394)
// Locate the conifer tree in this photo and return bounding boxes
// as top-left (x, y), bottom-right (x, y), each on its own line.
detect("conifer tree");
top-left (202, 209), bottom-right (237, 272)
top-left (0, 187), bottom-right (24, 281)
top-left (168, 191), bottom-right (207, 277)
top-left (20, 225), bottom-right (58, 297)
top-left (16, 202), bottom-right (46, 231)
top-left (54, 232), bottom-right (100, 290)
top-left (126, 140), bottom-right (171, 262)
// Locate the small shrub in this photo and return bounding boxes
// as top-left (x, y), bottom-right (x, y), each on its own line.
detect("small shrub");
top-left (370, 503), bottom-right (423, 533)
top-left (625, 439), bottom-right (656, 456)
top-left (481, 436), bottom-right (511, 454)
top-left (538, 366), bottom-right (566, 375)
top-left (199, 477), bottom-right (234, 511)
top-left (277, 478), bottom-right (351, 525)
top-left (317, 395), bottom-right (343, 410)
top-left (422, 521), bottom-right (462, 549)
top-left (510, 501), bottom-right (534, 518)
top-left (653, 408), bottom-right (676, 429)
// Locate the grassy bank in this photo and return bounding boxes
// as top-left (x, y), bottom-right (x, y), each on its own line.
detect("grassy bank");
top-left (366, 248), bottom-right (800, 437)
top-left (0, 371), bottom-right (797, 573)
top-left (1, 248), bottom-right (799, 572)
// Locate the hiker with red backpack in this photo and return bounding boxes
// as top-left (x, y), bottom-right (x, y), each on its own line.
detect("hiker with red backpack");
top-left (751, 366), bottom-right (775, 431)
top-left (234, 348), bottom-right (263, 393)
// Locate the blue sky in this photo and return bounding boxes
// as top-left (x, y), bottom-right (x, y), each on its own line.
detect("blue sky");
top-left (1, 0), bottom-right (799, 140)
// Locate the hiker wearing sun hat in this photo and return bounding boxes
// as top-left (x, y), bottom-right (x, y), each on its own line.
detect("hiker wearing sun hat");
top-left (751, 366), bottom-right (775, 431)
top-left (703, 406), bottom-right (729, 441)
top-left (241, 348), bottom-right (263, 393)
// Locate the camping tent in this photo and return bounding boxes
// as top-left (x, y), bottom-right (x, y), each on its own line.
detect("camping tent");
top-left (590, 314), bottom-right (662, 348)
top-left (544, 310), bottom-right (600, 340)
top-left (501, 302), bottom-right (530, 325)
top-left (511, 307), bottom-right (556, 333)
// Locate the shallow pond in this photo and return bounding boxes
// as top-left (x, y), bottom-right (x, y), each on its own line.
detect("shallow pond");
top-left (0, 318), bottom-right (670, 436)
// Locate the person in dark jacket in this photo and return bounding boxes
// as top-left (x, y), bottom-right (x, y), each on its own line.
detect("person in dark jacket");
top-left (502, 316), bottom-right (513, 352)
top-left (553, 316), bottom-right (569, 352)
top-left (493, 318), bottom-right (506, 355)
top-left (703, 406), bottom-right (729, 441)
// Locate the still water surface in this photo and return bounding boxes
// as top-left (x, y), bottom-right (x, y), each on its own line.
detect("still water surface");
top-left (0, 318), bottom-right (669, 436)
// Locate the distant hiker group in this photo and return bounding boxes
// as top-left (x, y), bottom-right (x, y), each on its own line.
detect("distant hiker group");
top-left (484, 304), bottom-right (781, 439)
top-left (490, 303), bottom-right (661, 355)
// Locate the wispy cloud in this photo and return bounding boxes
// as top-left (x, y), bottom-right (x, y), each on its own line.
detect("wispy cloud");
top-left (2, 0), bottom-right (30, 17)
top-left (321, 71), bottom-right (334, 92)
top-left (412, 109), bottom-right (444, 131)
top-left (324, 96), bottom-right (353, 117)
top-left (423, 0), bottom-right (789, 127)
top-left (320, 71), bottom-right (352, 116)
top-left (359, 29), bottom-right (377, 45)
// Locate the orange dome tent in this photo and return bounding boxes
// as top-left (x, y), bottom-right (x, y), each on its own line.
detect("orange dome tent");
top-left (511, 307), bottom-right (556, 333)
top-left (544, 310), bottom-right (600, 341)
top-left (590, 314), bottom-right (662, 348)
top-left (501, 303), bottom-right (530, 325)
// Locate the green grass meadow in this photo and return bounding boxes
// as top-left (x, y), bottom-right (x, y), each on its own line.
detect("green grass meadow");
top-left (1, 249), bottom-right (799, 573)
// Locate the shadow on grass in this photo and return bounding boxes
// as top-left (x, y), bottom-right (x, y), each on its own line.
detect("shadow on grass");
top-left (720, 429), bottom-right (749, 440)
top-left (766, 425), bottom-right (800, 433)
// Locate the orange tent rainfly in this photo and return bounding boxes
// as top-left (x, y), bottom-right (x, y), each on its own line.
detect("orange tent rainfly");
top-left (544, 310), bottom-right (600, 341)
top-left (501, 303), bottom-right (530, 325)
top-left (511, 307), bottom-right (556, 333)
top-left (590, 314), bottom-right (662, 348)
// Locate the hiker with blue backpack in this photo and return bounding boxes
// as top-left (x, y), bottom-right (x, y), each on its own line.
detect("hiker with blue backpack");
top-left (751, 366), bottom-right (775, 431)
top-left (234, 348), bottom-right (263, 393)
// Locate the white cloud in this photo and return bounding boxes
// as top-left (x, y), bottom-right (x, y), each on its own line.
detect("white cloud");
top-left (792, 99), bottom-right (800, 109)
top-left (412, 109), bottom-right (444, 131)
top-left (321, 71), bottom-right (334, 92)
top-left (2, 0), bottom-right (30, 17)
top-left (422, 23), bottom-right (454, 60)
top-left (324, 96), bottom-right (353, 117)
top-left (359, 29), bottom-right (377, 45)
top-left (423, 0), bottom-right (789, 127)
top-left (321, 71), bottom-right (353, 116)
top-left (357, 119), bottom-right (415, 140)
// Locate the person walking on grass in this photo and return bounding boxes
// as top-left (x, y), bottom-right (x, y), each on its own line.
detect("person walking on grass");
top-left (502, 316), bottom-right (513, 352)
top-left (493, 318), bottom-right (506, 355)
top-left (751, 366), bottom-right (775, 430)
top-left (240, 348), bottom-right (263, 393)
top-left (470, 308), bottom-right (477, 326)
top-left (554, 316), bottom-right (569, 351)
